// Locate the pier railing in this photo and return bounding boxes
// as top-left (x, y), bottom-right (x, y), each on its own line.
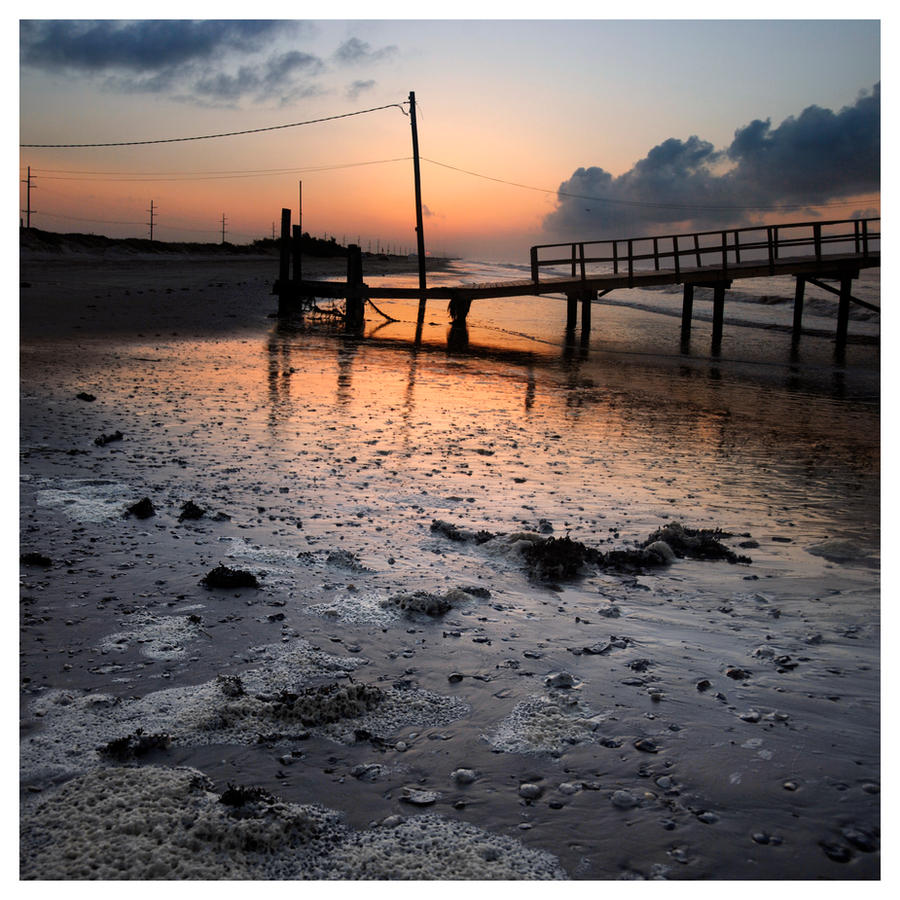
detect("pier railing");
top-left (530, 217), bottom-right (880, 285)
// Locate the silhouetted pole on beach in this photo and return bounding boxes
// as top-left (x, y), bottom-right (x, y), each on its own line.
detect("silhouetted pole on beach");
top-left (409, 91), bottom-right (428, 326)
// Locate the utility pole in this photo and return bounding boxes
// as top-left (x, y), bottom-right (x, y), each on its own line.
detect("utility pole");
top-left (21, 166), bottom-right (34, 228)
top-left (148, 200), bottom-right (157, 241)
top-left (221, 213), bottom-right (227, 244)
top-left (409, 90), bottom-right (428, 323)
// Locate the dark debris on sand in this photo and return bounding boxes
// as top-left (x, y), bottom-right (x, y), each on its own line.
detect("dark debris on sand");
top-left (200, 564), bottom-right (260, 589)
top-left (178, 500), bottom-right (206, 522)
top-left (124, 497), bottom-right (155, 519)
top-left (20, 552), bottom-right (52, 567)
top-left (98, 728), bottom-right (171, 761)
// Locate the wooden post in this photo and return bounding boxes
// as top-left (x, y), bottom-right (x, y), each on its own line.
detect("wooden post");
top-left (292, 224), bottom-right (302, 287)
top-left (409, 91), bottom-right (428, 325)
top-left (277, 208), bottom-right (291, 316)
top-left (566, 293), bottom-right (578, 331)
top-left (792, 276), bottom-right (806, 346)
top-left (346, 244), bottom-right (365, 330)
top-left (835, 273), bottom-right (852, 356)
top-left (581, 289), bottom-right (592, 336)
top-left (711, 282), bottom-right (726, 349)
top-left (680, 283), bottom-right (694, 344)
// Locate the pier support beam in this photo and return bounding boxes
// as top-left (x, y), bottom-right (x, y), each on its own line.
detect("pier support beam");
top-left (711, 282), bottom-right (726, 350)
top-left (680, 283), bottom-right (694, 347)
top-left (835, 274), bottom-right (853, 357)
top-left (566, 293), bottom-right (578, 332)
top-left (581, 289), bottom-right (593, 337)
top-left (792, 277), bottom-right (806, 347)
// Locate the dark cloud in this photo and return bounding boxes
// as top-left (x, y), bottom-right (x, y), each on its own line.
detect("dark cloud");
top-left (20, 20), bottom-right (331, 107)
top-left (543, 85), bottom-right (879, 238)
top-left (333, 37), bottom-right (397, 66)
top-left (346, 79), bottom-right (376, 100)
top-left (19, 20), bottom-right (293, 72)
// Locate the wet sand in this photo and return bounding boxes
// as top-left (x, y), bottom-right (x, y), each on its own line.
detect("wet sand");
top-left (19, 244), bottom-right (879, 879)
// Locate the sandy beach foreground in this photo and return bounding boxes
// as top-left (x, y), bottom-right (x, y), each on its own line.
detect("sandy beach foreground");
top-left (19, 242), bottom-right (879, 879)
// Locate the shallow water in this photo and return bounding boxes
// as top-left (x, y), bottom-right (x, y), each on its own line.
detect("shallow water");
top-left (19, 265), bottom-right (879, 879)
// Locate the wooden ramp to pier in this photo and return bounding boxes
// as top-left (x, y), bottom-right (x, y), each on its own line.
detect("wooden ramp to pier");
top-left (274, 216), bottom-right (879, 353)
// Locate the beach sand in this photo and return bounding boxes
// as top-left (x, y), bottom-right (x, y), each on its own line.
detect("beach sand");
top-left (19, 241), bottom-right (879, 879)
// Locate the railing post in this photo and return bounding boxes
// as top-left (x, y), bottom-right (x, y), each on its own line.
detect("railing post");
top-left (814, 223), bottom-right (822, 262)
top-left (721, 230), bottom-right (727, 273)
top-left (579, 243), bottom-right (586, 281)
top-left (627, 239), bottom-right (634, 286)
top-left (693, 233), bottom-right (701, 268)
top-left (531, 246), bottom-right (540, 283)
top-left (767, 226), bottom-right (775, 274)
top-left (613, 241), bottom-right (619, 276)
top-left (673, 236), bottom-right (680, 279)
top-left (863, 219), bottom-right (869, 257)
top-left (773, 226), bottom-right (780, 260)
top-left (854, 220), bottom-right (861, 255)
top-left (653, 237), bottom-right (660, 271)
top-left (733, 229), bottom-right (741, 264)
top-left (571, 243), bottom-right (577, 278)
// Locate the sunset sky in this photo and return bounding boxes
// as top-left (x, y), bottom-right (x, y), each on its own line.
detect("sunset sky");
top-left (17, 10), bottom-right (882, 262)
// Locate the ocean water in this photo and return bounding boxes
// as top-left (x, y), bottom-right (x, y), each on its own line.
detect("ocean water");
top-left (20, 256), bottom-right (880, 879)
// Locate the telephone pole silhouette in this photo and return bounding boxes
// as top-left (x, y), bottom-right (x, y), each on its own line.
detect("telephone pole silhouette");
top-left (220, 213), bottom-right (228, 244)
top-left (148, 200), bottom-right (157, 241)
top-left (21, 166), bottom-right (35, 228)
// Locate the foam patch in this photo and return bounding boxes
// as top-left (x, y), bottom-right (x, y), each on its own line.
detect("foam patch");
top-left (98, 611), bottom-right (204, 660)
top-left (22, 639), bottom-right (469, 784)
top-left (20, 765), bottom-right (567, 880)
top-left (34, 478), bottom-right (135, 522)
top-left (485, 692), bottom-right (604, 755)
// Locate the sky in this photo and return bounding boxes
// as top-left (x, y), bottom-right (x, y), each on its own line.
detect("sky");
top-left (15, 8), bottom-right (883, 263)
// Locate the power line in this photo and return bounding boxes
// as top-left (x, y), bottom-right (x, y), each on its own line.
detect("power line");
top-left (23, 157), bottom-right (413, 183)
top-left (421, 157), bottom-right (879, 214)
top-left (20, 102), bottom-right (407, 149)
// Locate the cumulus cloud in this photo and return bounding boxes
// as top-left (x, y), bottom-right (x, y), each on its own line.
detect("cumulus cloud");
top-left (543, 84), bottom-right (879, 238)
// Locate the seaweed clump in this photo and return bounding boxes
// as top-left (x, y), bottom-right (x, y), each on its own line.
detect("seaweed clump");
top-left (522, 536), bottom-right (599, 582)
top-left (267, 682), bottom-right (386, 727)
top-left (642, 523), bottom-right (751, 564)
top-left (125, 497), bottom-right (155, 519)
top-left (178, 500), bottom-right (206, 522)
top-left (430, 519), bottom-right (494, 544)
top-left (20, 552), bottom-right (52, 567)
top-left (98, 728), bottom-right (171, 761)
top-left (201, 564), bottom-right (260, 589)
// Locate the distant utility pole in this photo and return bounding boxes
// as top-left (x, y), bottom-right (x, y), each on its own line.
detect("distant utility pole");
top-left (148, 200), bottom-right (157, 241)
top-left (221, 213), bottom-right (228, 244)
top-left (21, 165), bottom-right (34, 227)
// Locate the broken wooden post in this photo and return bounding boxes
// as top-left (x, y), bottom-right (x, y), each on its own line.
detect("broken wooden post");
top-left (346, 244), bottom-right (365, 331)
top-left (277, 208), bottom-right (292, 316)
top-left (792, 276), bottom-right (806, 347)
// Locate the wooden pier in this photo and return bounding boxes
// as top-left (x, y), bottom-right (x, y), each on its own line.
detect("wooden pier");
top-left (274, 216), bottom-right (879, 354)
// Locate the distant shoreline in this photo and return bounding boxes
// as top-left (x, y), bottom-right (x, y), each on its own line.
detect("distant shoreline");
top-left (19, 227), bottom-right (455, 341)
